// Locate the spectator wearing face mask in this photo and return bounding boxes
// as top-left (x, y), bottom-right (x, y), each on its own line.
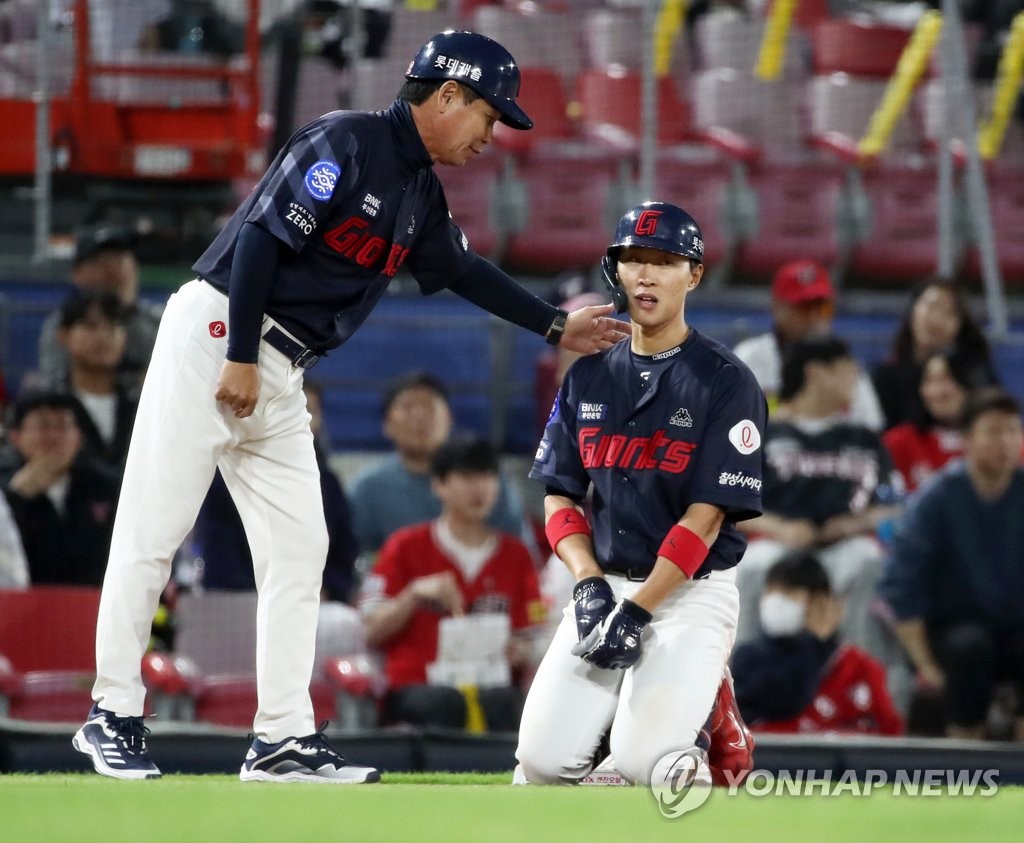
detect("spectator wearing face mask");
top-left (731, 551), bottom-right (904, 736)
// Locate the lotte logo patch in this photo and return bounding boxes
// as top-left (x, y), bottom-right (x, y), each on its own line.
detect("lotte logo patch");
top-left (209, 321), bottom-right (226, 338)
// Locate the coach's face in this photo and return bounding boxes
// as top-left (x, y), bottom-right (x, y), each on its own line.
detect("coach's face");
top-left (429, 82), bottom-right (500, 166)
top-left (617, 246), bottom-right (702, 334)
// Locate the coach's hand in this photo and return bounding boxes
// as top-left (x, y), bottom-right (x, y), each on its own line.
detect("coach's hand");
top-left (560, 303), bottom-right (630, 354)
top-left (572, 576), bottom-right (615, 641)
top-left (571, 599), bottom-right (652, 670)
top-left (216, 361), bottom-right (261, 419)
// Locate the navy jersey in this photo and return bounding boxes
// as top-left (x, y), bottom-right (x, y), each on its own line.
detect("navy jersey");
top-left (530, 330), bottom-right (767, 578)
top-left (194, 100), bottom-right (477, 351)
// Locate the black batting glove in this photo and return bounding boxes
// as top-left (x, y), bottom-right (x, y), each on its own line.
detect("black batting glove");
top-left (571, 598), bottom-right (653, 670)
top-left (572, 576), bottom-right (615, 642)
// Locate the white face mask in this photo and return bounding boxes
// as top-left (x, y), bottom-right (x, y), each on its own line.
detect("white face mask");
top-left (759, 592), bottom-right (806, 637)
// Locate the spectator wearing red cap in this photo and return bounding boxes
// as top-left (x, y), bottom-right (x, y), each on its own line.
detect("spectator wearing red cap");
top-left (733, 260), bottom-right (884, 431)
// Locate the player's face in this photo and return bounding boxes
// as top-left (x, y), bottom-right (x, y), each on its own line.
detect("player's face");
top-left (432, 84), bottom-right (500, 167)
top-left (60, 308), bottom-right (127, 371)
top-left (911, 284), bottom-right (961, 356)
top-left (919, 356), bottom-right (966, 425)
top-left (616, 246), bottom-right (701, 332)
top-left (963, 410), bottom-right (1023, 479)
top-left (432, 470), bottom-right (500, 524)
top-left (384, 387), bottom-right (453, 460)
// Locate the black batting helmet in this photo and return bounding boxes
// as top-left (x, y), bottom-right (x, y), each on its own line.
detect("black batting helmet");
top-left (406, 31), bottom-right (533, 130)
top-left (607, 201), bottom-right (705, 264)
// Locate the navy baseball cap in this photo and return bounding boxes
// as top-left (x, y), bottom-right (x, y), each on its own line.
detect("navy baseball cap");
top-left (406, 31), bottom-right (533, 130)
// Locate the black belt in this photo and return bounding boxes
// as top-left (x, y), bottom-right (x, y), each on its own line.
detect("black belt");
top-left (605, 568), bottom-right (649, 582)
top-left (263, 326), bottom-right (320, 370)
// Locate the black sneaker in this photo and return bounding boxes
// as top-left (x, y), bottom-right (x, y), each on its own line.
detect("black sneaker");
top-left (72, 703), bottom-right (162, 780)
top-left (239, 723), bottom-right (380, 784)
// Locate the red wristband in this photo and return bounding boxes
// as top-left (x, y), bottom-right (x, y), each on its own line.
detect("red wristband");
top-left (657, 525), bottom-right (709, 578)
top-left (545, 507), bottom-right (591, 551)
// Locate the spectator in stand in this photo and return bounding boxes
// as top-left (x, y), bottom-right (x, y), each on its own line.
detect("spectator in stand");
top-left (37, 223), bottom-right (163, 389)
top-left (732, 260), bottom-right (884, 430)
top-left (349, 370), bottom-right (529, 558)
top-left (871, 279), bottom-right (995, 431)
top-left (0, 391), bottom-right (119, 586)
top-left (359, 437), bottom-right (545, 731)
top-left (732, 551), bottom-right (904, 736)
top-left (735, 335), bottom-right (902, 652)
top-left (46, 291), bottom-right (138, 473)
top-left (880, 387), bottom-right (1024, 741)
top-left (882, 347), bottom-right (996, 493)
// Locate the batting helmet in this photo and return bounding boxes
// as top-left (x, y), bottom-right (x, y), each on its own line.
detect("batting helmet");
top-left (601, 202), bottom-right (705, 313)
top-left (406, 31), bottom-right (533, 130)
top-left (607, 201), bottom-right (705, 264)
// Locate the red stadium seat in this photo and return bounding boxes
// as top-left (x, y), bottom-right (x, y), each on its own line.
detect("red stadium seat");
top-left (493, 66), bottom-right (576, 154)
top-left (849, 164), bottom-right (941, 283)
top-left (0, 587), bottom-right (101, 721)
top-left (435, 152), bottom-right (505, 259)
top-left (733, 159), bottom-right (847, 276)
top-left (964, 165), bottom-right (1024, 285)
top-left (502, 146), bottom-right (627, 272)
top-left (811, 20), bottom-right (913, 77)
top-left (576, 68), bottom-right (693, 150)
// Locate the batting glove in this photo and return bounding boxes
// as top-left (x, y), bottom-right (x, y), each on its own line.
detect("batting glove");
top-left (571, 599), bottom-right (652, 670)
top-left (572, 576), bottom-right (615, 642)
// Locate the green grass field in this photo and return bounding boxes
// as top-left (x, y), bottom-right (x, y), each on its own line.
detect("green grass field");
top-left (0, 774), bottom-right (1019, 843)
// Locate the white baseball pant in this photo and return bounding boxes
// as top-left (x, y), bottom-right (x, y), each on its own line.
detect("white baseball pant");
top-left (516, 567), bottom-right (739, 786)
top-left (92, 279), bottom-right (327, 741)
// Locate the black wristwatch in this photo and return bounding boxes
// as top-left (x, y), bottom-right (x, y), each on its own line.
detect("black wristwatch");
top-left (545, 309), bottom-right (569, 345)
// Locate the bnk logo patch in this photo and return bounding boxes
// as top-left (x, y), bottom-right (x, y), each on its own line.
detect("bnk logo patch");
top-left (304, 160), bottom-right (341, 202)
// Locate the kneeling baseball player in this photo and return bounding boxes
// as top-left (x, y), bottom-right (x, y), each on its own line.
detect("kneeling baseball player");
top-left (516, 202), bottom-right (766, 787)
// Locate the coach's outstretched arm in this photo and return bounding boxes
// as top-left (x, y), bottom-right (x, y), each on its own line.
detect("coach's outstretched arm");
top-left (447, 258), bottom-right (629, 354)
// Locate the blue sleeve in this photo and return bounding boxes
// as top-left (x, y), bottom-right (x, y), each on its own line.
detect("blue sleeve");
top-left (731, 634), bottom-right (833, 723)
top-left (447, 257), bottom-right (558, 337)
top-left (245, 124), bottom-right (356, 252)
top-left (688, 363), bottom-right (767, 520)
top-left (226, 222), bottom-right (279, 363)
top-left (879, 485), bottom-right (944, 620)
top-left (528, 362), bottom-right (591, 500)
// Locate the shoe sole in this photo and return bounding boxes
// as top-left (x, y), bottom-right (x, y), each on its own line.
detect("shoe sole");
top-left (239, 767), bottom-right (381, 784)
top-left (72, 730), bottom-right (162, 780)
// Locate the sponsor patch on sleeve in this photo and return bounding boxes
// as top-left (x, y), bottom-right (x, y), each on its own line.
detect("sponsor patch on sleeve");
top-left (304, 159), bottom-right (341, 202)
top-left (534, 439), bottom-right (551, 464)
top-left (728, 419), bottom-right (761, 455)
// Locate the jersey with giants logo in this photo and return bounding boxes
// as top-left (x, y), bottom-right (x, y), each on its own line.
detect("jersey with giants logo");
top-left (531, 330), bottom-right (767, 578)
top-left (193, 100), bottom-right (477, 352)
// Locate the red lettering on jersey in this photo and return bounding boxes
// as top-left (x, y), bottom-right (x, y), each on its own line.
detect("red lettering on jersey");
top-left (578, 427), bottom-right (696, 473)
top-left (355, 236), bottom-right (386, 267)
top-left (323, 217), bottom-right (370, 256)
top-left (383, 244), bottom-right (410, 278)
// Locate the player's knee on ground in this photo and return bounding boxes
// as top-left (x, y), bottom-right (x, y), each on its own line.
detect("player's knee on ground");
top-left (515, 736), bottom-right (597, 784)
top-left (610, 727), bottom-right (703, 787)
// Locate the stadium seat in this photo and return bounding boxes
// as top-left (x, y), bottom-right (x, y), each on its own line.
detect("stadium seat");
top-left (0, 587), bottom-right (101, 722)
top-left (733, 159), bottom-right (847, 277)
top-left (964, 164), bottom-right (1024, 286)
top-left (471, 4), bottom-right (583, 83)
top-left (811, 20), bottom-right (912, 78)
top-left (849, 163), bottom-right (941, 283)
top-left (576, 67), bottom-right (693, 150)
top-left (692, 69), bottom-right (804, 149)
top-left (493, 66), bottom-right (576, 154)
top-left (502, 146), bottom-right (629, 272)
top-left (435, 152), bottom-right (505, 260)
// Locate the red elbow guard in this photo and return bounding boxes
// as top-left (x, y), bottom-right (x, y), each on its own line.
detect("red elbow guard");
top-left (658, 524), bottom-right (709, 578)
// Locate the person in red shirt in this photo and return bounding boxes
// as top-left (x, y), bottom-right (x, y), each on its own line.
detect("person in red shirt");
top-left (883, 348), bottom-right (996, 492)
top-left (732, 551), bottom-right (904, 736)
top-left (360, 436), bottom-right (545, 731)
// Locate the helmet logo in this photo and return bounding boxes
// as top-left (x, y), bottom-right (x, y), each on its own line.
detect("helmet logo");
top-left (635, 209), bottom-right (662, 237)
top-left (433, 54), bottom-right (483, 82)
